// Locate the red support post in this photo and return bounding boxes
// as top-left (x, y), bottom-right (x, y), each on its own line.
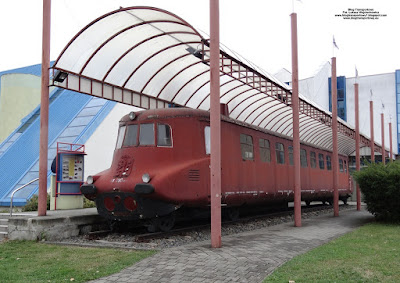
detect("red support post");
top-left (38, 0), bottom-right (51, 216)
top-left (370, 101), bottom-right (375, 162)
top-left (210, 0), bottom-right (222, 248)
top-left (389, 122), bottom-right (393, 162)
top-left (331, 57), bottom-right (339, 217)
top-left (291, 13), bottom-right (301, 227)
top-left (381, 113), bottom-right (385, 165)
top-left (354, 83), bottom-right (361, 211)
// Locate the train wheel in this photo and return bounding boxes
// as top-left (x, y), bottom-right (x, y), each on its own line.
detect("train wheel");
top-left (146, 219), bottom-right (159, 233)
top-left (157, 213), bottom-right (176, 232)
top-left (226, 207), bottom-right (240, 221)
top-left (305, 200), bottom-right (311, 207)
top-left (341, 197), bottom-right (348, 205)
top-left (108, 220), bottom-right (121, 231)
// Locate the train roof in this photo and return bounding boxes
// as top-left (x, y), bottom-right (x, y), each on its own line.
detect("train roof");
top-left (121, 107), bottom-right (347, 155)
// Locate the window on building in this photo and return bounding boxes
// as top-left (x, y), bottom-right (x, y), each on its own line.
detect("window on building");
top-left (288, 146), bottom-right (294, 165)
top-left (326, 155), bottom-right (332, 170)
top-left (344, 160), bottom-right (347, 172)
top-left (318, 153), bottom-right (325, 169)
top-left (300, 149), bottom-right (308, 167)
top-left (259, 139), bottom-right (271, 162)
top-left (139, 124), bottom-right (155, 146)
top-left (123, 124), bottom-right (138, 147)
top-left (276, 143), bottom-right (285, 164)
top-left (204, 126), bottom-right (210, 154)
top-left (157, 124), bottom-right (172, 147)
top-left (310, 151), bottom-right (316, 168)
top-left (339, 159), bottom-right (344, 172)
top-left (240, 134), bottom-right (254, 160)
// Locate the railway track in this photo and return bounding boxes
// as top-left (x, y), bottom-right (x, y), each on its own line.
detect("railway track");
top-left (84, 203), bottom-right (346, 244)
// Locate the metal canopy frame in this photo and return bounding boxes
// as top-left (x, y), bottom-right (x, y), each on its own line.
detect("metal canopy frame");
top-left (51, 6), bottom-right (385, 156)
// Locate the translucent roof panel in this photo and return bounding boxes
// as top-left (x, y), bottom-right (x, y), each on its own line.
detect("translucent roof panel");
top-left (52, 6), bottom-right (384, 156)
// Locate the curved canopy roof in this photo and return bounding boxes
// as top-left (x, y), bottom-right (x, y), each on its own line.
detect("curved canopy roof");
top-left (52, 6), bottom-right (385, 156)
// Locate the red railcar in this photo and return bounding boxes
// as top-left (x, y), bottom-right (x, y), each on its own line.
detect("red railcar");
top-left (81, 108), bottom-right (351, 230)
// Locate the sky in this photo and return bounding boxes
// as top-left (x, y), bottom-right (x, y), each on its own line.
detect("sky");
top-left (0, 0), bottom-right (399, 79)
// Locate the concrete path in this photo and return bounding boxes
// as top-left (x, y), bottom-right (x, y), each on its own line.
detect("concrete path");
top-left (90, 208), bottom-right (373, 283)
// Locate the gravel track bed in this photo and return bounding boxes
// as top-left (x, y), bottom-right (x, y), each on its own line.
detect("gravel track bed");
top-left (52, 205), bottom-right (354, 250)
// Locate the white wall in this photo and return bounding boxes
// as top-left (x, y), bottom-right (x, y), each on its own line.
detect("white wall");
top-left (299, 61), bottom-right (331, 111)
top-left (83, 103), bottom-right (141, 179)
top-left (346, 73), bottom-right (397, 155)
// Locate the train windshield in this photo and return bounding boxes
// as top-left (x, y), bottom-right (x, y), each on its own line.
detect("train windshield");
top-left (157, 124), bottom-right (172, 146)
top-left (116, 123), bottom-right (173, 148)
top-left (123, 125), bottom-right (138, 147)
top-left (116, 126), bottom-right (126, 149)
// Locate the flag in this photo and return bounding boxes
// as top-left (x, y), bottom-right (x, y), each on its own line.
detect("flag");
top-left (333, 36), bottom-right (339, 50)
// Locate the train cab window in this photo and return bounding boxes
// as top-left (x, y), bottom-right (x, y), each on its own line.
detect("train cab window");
top-left (310, 151), bottom-right (316, 168)
top-left (122, 124), bottom-right (138, 147)
top-left (318, 153), bottom-right (325, 169)
top-left (240, 134), bottom-right (254, 160)
top-left (339, 159), bottom-right (344, 172)
top-left (116, 126), bottom-right (127, 149)
top-left (205, 126), bottom-right (210, 154)
top-left (300, 149), bottom-right (308, 167)
top-left (259, 139), bottom-right (271, 162)
top-left (157, 124), bottom-right (172, 147)
top-left (288, 146), bottom-right (294, 165)
top-left (326, 155), bottom-right (332, 170)
top-left (344, 160), bottom-right (347, 172)
top-left (276, 143), bottom-right (285, 164)
top-left (139, 124), bottom-right (155, 146)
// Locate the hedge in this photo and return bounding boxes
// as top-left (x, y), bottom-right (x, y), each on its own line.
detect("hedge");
top-left (353, 161), bottom-right (400, 221)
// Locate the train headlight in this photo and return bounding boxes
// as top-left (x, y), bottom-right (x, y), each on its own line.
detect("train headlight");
top-left (129, 112), bottom-right (136, 120)
top-left (142, 173), bottom-right (151, 183)
top-left (87, 175), bottom-right (94, 184)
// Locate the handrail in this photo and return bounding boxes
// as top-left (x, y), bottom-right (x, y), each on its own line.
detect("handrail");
top-left (9, 178), bottom-right (39, 217)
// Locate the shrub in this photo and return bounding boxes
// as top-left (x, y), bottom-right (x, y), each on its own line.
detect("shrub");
top-left (22, 194), bottom-right (50, 212)
top-left (83, 197), bottom-right (96, 208)
top-left (353, 161), bottom-right (400, 221)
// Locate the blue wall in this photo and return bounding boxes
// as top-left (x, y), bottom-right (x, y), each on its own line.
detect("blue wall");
top-left (329, 76), bottom-right (347, 121)
top-left (396, 70), bottom-right (400, 153)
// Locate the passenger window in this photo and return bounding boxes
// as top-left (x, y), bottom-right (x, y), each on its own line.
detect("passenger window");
top-left (318, 153), bottom-right (325, 169)
top-left (123, 124), bottom-right (138, 147)
top-left (276, 143), bottom-right (285, 164)
top-left (259, 139), bottom-right (271, 162)
top-left (339, 159), bottom-right (344, 172)
top-left (310, 151), bottom-right (316, 168)
top-left (116, 126), bottom-right (126, 149)
top-left (288, 146), bottom-right (294, 165)
top-left (300, 149), bottom-right (308, 167)
top-left (139, 124), bottom-right (155, 146)
top-left (240, 134), bottom-right (254, 160)
top-left (205, 126), bottom-right (210, 155)
top-left (326, 155), bottom-right (332, 170)
top-left (157, 124), bottom-right (172, 147)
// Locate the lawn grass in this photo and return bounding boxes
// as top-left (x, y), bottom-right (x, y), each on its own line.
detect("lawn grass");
top-left (264, 222), bottom-right (400, 283)
top-left (0, 241), bottom-right (156, 282)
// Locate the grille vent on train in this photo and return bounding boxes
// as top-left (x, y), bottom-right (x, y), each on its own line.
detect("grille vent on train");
top-left (188, 169), bottom-right (200, 182)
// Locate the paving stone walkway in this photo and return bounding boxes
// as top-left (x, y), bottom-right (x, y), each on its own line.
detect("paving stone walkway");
top-left (90, 208), bottom-right (373, 283)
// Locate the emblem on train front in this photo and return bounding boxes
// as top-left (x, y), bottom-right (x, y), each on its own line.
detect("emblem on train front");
top-left (115, 155), bottom-right (134, 177)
